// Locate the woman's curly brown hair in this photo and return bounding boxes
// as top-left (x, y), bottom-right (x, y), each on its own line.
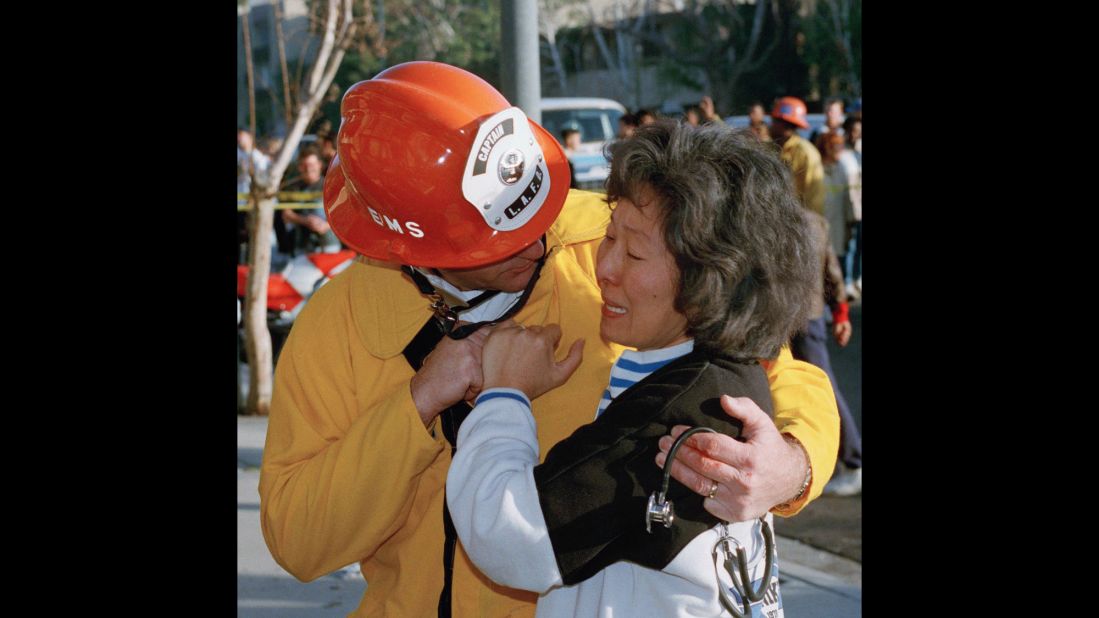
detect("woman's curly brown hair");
top-left (604, 120), bottom-right (817, 359)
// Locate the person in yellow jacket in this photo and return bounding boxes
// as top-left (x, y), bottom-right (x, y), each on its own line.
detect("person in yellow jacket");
top-left (770, 96), bottom-right (825, 215)
top-left (259, 61), bottom-right (840, 617)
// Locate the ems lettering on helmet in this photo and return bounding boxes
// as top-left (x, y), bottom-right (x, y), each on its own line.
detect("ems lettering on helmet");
top-left (367, 206), bottom-right (425, 238)
top-left (461, 106), bottom-right (551, 232)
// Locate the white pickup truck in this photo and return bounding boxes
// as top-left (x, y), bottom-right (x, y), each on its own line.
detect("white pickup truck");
top-left (540, 97), bottom-right (627, 191)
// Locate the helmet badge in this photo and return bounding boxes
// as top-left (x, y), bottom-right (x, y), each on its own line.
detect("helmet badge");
top-left (498, 149), bottom-right (525, 185)
top-left (461, 106), bottom-right (552, 232)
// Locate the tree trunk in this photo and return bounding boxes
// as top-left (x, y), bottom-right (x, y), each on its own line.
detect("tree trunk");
top-left (545, 34), bottom-right (568, 94)
top-left (614, 28), bottom-right (633, 101)
top-left (590, 22), bottom-right (629, 95)
top-left (244, 195), bottom-right (275, 415)
top-left (242, 0), bottom-right (357, 415)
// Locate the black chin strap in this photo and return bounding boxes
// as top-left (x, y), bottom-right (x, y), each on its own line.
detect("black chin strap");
top-left (399, 236), bottom-right (548, 341)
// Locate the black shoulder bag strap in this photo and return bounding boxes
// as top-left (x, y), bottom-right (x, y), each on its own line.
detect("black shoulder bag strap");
top-left (398, 242), bottom-right (547, 618)
top-left (401, 315), bottom-right (473, 618)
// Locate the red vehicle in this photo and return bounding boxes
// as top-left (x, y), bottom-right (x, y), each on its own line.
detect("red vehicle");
top-left (237, 249), bottom-right (357, 369)
top-left (237, 250), bottom-right (356, 322)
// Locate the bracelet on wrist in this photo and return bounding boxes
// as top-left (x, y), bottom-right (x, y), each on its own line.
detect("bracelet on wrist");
top-left (776, 435), bottom-right (812, 509)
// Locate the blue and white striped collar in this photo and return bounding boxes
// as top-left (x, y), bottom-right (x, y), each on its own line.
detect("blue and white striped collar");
top-left (595, 339), bottom-right (695, 419)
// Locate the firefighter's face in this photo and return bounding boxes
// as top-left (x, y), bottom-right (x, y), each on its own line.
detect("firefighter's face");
top-left (436, 238), bottom-right (545, 293)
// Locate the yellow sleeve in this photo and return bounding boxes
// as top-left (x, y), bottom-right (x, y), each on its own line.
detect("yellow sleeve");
top-left (258, 285), bottom-right (446, 581)
top-left (804, 154), bottom-right (826, 216)
top-left (763, 346), bottom-right (840, 516)
top-left (783, 148), bottom-right (807, 205)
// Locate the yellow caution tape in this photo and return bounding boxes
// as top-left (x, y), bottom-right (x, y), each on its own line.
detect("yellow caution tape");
top-left (237, 192), bottom-right (323, 211)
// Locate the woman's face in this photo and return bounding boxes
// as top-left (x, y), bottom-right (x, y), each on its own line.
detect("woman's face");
top-left (596, 189), bottom-right (689, 351)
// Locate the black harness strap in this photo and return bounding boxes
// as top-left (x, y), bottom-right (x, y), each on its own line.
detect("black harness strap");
top-left (399, 241), bottom-right (548, 618)
top-left (401, 318), bottom-right (471, 618)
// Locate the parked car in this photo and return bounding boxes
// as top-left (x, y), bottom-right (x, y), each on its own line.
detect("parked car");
top-left (540, 97), bottom-right (627, 191)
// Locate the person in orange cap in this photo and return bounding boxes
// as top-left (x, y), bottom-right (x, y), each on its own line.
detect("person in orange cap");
top-left (770, 96), bottom-right (825, 216)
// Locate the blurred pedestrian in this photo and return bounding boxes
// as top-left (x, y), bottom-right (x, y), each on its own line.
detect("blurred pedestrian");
top-left (238, 128), bottom-right (273, 261)
top-left (684, 106), bottom-right (702, 126)
top-left (698, 95), bottom-right (725, 126)
top-left (561, 127), bottom-right (581, 154)
top-left (318, 133), bottom-right (338, 170)
top-left (810, 98), bottom-right (846, 144)
top-left (848, 101), bottom-right (862, 156)
top-left (259, 134), bottom-right (284, 160)
top-left (770, 97), bottom-right (825, 216)
top-left (280, 149), bottom-right (340, 254)
top-left (794, 211), bottom-right (862, 496)
top-left (816, 132), bottom-right (856, 297)
top-left (561, 128), bottom-right (581, 188)
top-left (842, 114), bottom-right (862, 296)
top-left (617, 112), bottom-right (638, 139)
top-left (237, 128), bottom-right (270, 194)
top-left (748, 101), bottom-right (771, 142)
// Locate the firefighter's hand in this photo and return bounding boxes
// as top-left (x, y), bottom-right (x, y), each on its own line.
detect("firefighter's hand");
top-left (481, 321), bottom-right (584, 402)
top-left (410, 325), bottom-right (493, 426)
top-left (655, 395), bottom-right (809, 521)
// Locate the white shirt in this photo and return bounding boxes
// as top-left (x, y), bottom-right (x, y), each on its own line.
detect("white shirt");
top-left (237, 147), bottom-right (271, 194)
top-left (416, 268), bottom-right (523, 324)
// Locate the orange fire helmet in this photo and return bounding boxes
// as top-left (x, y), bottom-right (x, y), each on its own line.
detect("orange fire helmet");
top-left (323, 61), bottom-right (571, 269)
top-left (771, 96), bottom-right (810, 129)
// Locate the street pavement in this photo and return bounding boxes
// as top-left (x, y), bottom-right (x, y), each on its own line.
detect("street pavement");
top-left (774, 301), bottom-right (862, 565)
top-left (238, 420), bottom-right (367, 616)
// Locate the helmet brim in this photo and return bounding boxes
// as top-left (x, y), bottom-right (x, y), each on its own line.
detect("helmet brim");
top-left (772, 114), bottom-right (810, 130)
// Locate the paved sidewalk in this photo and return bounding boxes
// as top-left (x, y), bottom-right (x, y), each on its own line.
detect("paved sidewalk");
top-left (238, 416), bottom-right (861, 616)
top-left (238, 417), bottom-right (367, 616)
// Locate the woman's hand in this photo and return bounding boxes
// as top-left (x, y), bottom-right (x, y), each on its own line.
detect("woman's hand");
top-left (481, 321), bottom-right (585, 401)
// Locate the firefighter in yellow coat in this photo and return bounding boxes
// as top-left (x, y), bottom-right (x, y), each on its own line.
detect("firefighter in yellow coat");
top-left (259, 61), bottom-right (839, 617)
top-left (771, 96), bottom-right (826, 216)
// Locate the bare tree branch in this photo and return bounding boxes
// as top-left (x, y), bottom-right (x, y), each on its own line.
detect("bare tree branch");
top-left (743, 0), bottom-right (782, 73)
top-left (539, 0), bottom-right (574, 94)
top-left (308, 0), bottom-right (340, 95)
top-left (824, 0), bottom-right (860, 95)
top-left (240, 1), bottom-right (256, 136)
top-left (274, 0), bottom-right (293, 129)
